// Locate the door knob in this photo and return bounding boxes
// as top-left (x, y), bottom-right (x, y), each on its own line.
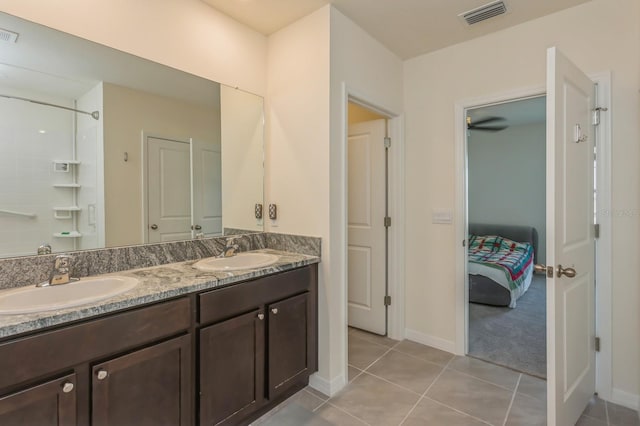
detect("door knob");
top-left (150, 224), bottom-right (158, 230)
top-left (257, 313), bottom-right (265, 321)
top-left (271, 308), bottom-right (278, 315)
top-left (192, 224), bottom-right (202, 230)
top-left (96, 369), bottom-right (108, 380)
top-left (534, 264), bottom-right (553, 278)
top-left (557, 264), bottom-right (577, 278)
top-left (61, 381), bottom-right (74, 393)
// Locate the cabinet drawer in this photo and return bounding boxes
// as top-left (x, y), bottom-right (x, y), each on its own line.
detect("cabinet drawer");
top-left (0, 298), bottom-right (190, 390)
top-left (198, 266), bottom-right (313, 325)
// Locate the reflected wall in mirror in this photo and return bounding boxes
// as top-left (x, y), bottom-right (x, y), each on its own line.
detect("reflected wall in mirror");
top-left (0, 12), bottom-right (264, 259)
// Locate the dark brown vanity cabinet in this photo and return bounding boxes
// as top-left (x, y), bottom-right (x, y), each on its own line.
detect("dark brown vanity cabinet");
top-left (0, 263), bottom-right (318, 426)
top-left (91, 335), bottom-right (191, 426)
top-left (0, 297), bottom-right (191, 426)
top-left (198, 265), bottom-right (318, 426)
top-left (0, 373), bottom-right (77, 426)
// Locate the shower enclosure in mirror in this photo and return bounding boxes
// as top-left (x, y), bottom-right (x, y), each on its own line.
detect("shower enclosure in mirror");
top-left (0, 12), bottom-right (264, 259)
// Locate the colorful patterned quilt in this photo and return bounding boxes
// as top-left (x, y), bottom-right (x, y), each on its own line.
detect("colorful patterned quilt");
top-left (468, 235), bottom-right (534, 291)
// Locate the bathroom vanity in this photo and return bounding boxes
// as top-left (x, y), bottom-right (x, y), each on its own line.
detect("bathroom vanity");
top-left (0, 250), bottom-right (318, 426)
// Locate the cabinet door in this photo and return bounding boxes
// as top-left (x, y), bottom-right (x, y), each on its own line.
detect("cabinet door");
top-left (92, 335), bottom-right (191, 426)
top-left (199, 309), bottom-right (264, 426)
top-left (268, 292), bottom-right (310, 399)
top-left (0, 373), bottom-right (77, 426)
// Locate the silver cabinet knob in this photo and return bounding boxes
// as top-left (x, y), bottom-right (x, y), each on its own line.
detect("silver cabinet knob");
top-left (257, 313), bottom-right (265, 321)
top-left (61, 381), bottom-right (74, 393)
top-left (150, 224), bottom-right (158, 230)
top-left (96, 369), bottom-right (108, 380)
top-left (194, 225), bottom-right (202, 230)
top-left (271, 308), bottom-right (278, 315)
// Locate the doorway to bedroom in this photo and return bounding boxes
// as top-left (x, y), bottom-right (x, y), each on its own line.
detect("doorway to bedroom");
top-left (465, 96), bottom-right (547, 378)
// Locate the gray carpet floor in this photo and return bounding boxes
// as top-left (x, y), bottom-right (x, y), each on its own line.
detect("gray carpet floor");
top-left (468, 275), bottom-right (547, 378)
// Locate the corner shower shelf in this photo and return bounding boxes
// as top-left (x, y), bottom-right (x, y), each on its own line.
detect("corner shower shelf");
top-left (53, 184), bottom-right (82, 188)
top-left (53, 231), bottom-right (82, 238)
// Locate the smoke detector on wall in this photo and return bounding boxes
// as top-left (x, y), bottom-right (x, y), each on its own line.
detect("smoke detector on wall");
top-left (0, 28), bottom-right (19, 43)
top-left (459, 1), bottom-right (508, 25)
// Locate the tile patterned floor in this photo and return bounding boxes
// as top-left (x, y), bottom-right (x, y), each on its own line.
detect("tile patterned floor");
top-left (253, 328), bottom-right (639, 426)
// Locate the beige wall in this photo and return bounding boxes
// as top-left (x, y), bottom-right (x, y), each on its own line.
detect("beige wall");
top-left (0, 0), bottom-right (267, 95)
top-left (404, 0), bottom-right (639, 403)
top-left (265, 6), bottom-right (403, 394)
top-left (221, 86), bottom-right (264, 232)
top-left (103, 83), bottom-right (219, 246)
top-left (265, 5), bottom-right (332, 385)
top-left (348, 102), bottom-right (385, 125)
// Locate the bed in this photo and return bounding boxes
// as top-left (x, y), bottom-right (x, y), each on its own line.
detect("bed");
top-left (468, 223), bottom-right (538, 308)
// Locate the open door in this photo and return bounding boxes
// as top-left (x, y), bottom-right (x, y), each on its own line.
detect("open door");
top-left (546, 47), bottom-right (596, 426)
top-left (347, 119), bottom-right (387, 335)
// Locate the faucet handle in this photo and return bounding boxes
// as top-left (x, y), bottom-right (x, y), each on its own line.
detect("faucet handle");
top-left (54, 254), bottom-right (72, 269)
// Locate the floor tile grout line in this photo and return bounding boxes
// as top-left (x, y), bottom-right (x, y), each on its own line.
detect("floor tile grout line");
top-left (359, 343), bottom-right (396, 372)
top-left (502, 373), bottom-right (522, 426)
top-left (358, 369), bottom-right (425, 397)
top-left (389, 347), bottom-right (454, 369)
top-left (444, 364), bottom-right (520, 394)
top-left (324, 401), bottom-right (372, 425)
top-left (302, 387), bottom-right (329, 403)
top-left (421, 395), bottom-right (495, 426)
top-left (398, 356), bottom-right (454, 425)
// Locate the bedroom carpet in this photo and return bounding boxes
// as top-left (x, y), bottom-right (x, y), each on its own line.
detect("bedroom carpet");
top-left (468, 275), bottom-right (546, 378)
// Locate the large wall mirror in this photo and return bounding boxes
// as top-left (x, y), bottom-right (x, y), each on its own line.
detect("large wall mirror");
top-left (0, 12), bottom-right (264, 259)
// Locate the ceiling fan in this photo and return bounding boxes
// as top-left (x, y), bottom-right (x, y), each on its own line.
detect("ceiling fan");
top-left (466, 116), bottom-right (508, 132)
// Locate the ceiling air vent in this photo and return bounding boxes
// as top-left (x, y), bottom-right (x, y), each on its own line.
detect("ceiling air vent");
top-left (460, 1), bottom-right (507, 25)
top-left (0, 28), bottom-right (19, 43)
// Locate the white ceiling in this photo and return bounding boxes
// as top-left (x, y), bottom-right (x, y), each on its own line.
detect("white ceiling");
top-left (202, 0), bottom-right (593, 59)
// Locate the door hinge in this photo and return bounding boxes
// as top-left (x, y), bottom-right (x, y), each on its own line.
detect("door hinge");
top-left (384, 137), bottom-right (391, 148)
top-left (595, 336), bottom-right (601, 352)
top-left (593, 107), bottom-right (608, 126)
top-left (384, 295), bottom-right (391, 306)
top-left (594, 223), bottom-right (600, 239)
top-left (384, 216), bottom-right (391, 227)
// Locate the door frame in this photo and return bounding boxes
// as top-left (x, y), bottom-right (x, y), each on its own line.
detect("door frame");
top-left (339, 83), bottom-right (405, 383)
top-left (453, 74), bottom-right (612, 399)
top-left (141, 132), bottom-right (192, 243)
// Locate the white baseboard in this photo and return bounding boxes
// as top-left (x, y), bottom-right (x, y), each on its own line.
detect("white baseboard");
top-left (308, 372), bottom-right (346, 397)
top-left (404, 328), bottom-right (456, 354)
top-left (609, 388), bottom-right (640, 412)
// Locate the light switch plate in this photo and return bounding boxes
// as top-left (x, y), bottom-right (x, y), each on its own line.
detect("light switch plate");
top-left (432, 208), bottom-right (453, 224)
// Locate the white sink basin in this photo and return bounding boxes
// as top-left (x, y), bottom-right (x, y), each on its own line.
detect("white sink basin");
top-left (193, 252), bottom-right (279, 272)
top-left (0, 276), bottom-right (139, 315)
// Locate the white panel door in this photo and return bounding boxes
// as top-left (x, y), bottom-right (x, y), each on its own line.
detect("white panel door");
top-left (191, 139), bottom-right (222, 237)
top-left (348, 119), bottom-right (386, 335)
top-left (546, 47), bottom-right (596, 426)
top-left (147, 137), bottom-right (192, 243)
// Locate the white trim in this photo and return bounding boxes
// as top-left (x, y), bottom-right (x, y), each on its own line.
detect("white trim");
top-left (387, 114), bottom-right (406, 341)
top-left (404, 328), bottom-right (456, 354)
top-left (340, 82), bottom-right (405, 383)
top-left (591, 72), bottom-right (613, 402)
top-left (308, 372), bottom-right (345, 398)
top-left (453, 76), bottom-right (613, 406)
top-left (454, 84), bottom-right (546, 356)
top-left (609, 388), bottom-right (640, 412)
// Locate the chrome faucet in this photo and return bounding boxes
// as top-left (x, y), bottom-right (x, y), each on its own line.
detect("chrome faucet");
top-left (37, 255), bottom-right (79, 287)
top-left (221, 238), bottom-right (240, 258)
top-left (37, 243), bottom-right (51, 255)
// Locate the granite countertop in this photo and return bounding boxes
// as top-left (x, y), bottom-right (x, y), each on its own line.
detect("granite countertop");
top-left (0, 249), bottom-right (319, 339)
